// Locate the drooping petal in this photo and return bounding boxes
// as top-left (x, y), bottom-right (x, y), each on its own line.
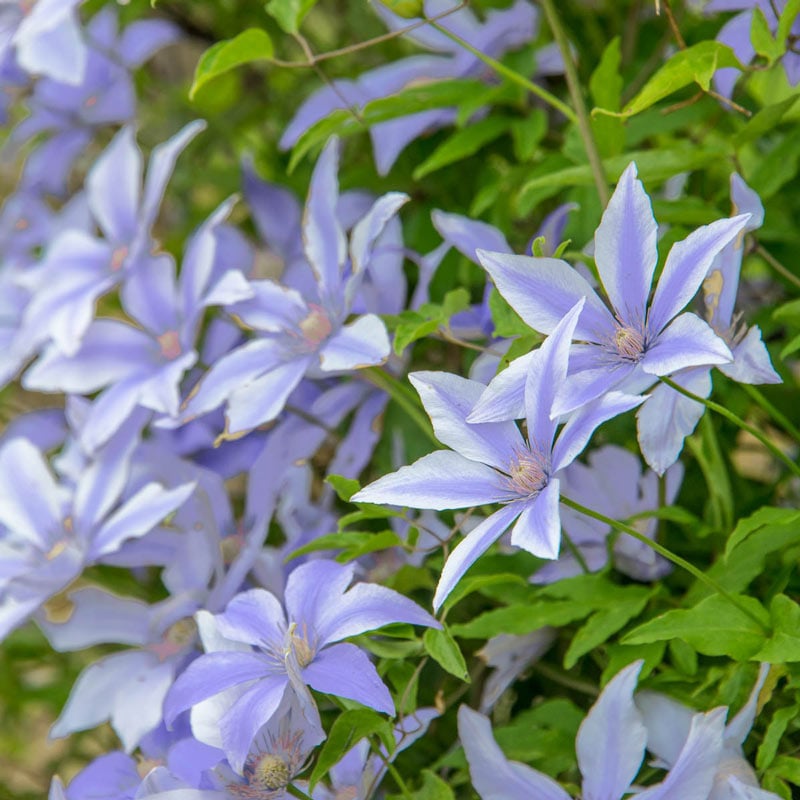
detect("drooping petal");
top-left (467, 352), bottom-right (531, 423)
top-left (636, 708), bottom-right (727, 800)
top-left (647, 214), bottom-right (750, 336)
top-left (409, 371), bottom-right (524, 469)
top-left (476, 251), bottom-right (615, 341)
top-left (641, 313), bottom-right (732, 376)
top-left (432, 209), bottom-right (512, 262)
top-left (635, 690), bottom-right (695, 767)
top-left (525, 299), bottom-right (584, 450)
top-left (318, 314), bottom-right (390, 372)
top-left (509, 480), bottom-right (561, 560)
top-left (351, 450), bottom-right (512, 511)
top-left (594, 162), bottom-right (658, 326)
top-left (723, 326), bottom-right (781, 385)
top-left (636, 369), bottom-right (711, 476)
top-left (303, 642), bottom-right (394, 714)
top-left (434, 504), bottom-right (523, 611)
top-left (220, 675), bottom-right (289, 774)
top-left (551, 391), bottom-right (646, 473)
top-left (303, 137), bottom-right (347, 295)
top-left (213, 588), bottom-right (287, 649)
top-left (458, 705), bottom-right (571, 800)
top-left (163, 651), bottom-right (270, 725)
top-left (576, 659), bottom-right (647, 800)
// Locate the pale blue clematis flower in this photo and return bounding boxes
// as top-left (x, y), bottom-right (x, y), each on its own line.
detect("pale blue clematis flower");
top-left (353, 300), bottom-right (645, 610)
top-left (459, 659), bottom-right (728, 800)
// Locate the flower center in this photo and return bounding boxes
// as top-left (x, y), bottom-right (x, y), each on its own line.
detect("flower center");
top-left (110, 245), bottom-right (128, 272)
top-left (252, 754), bottom-right (290, 791)
top-left (149, 618), bottom-right (198, 661)
top-left (613, 324), bottom-right (645, 362)
top-left (506, 449), bottom-right (549, 497)
top-left (157, 330), bottom-right (182, 360)
top-left (298, 304), bottom-right (332, 347)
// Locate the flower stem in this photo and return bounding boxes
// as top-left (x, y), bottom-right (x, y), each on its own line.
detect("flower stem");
top-left (539, 0), bottom-right (610, 205)
top-left (426, 20), bottom-right (579, 124)
top-left (362, 367), bottom-right (439, 447)
top-left (660, 376), bottom-right (800, 479)
top-left (560, 495), bottom-right (772, 634)
top-left (741, 383), bottom-right (800, 443)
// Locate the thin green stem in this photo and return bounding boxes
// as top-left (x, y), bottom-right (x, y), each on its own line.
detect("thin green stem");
top-left (561, 496), bottom-right (772, 634)
top-left (756, 244), bottom-right (800, 290)
top-left (741, 384), bottom-right (800, 443)
top-left (362, 367), bottom-right (439, 447)
top-left (660, 376), bottom-right (800, 479)
top-left (562, 529), bottom-right (591, 573)
top-left (539, 0), bottom-right (610, 205)
top-left (427, 20), bottom-right (578, 123)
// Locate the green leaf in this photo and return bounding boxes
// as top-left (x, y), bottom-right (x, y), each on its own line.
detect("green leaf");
top-left (413, 116), bottom-right (512, 179)
top-left (771, 755), bottom-right (800, 786)
top-left (451, 600), bottom-right (590, 639)
top-left (411, 770), bottom-right (455, 800)
top-left (619, 42), bottom-right (741, 117)
top-left (287, 530), bottom-right (404, 562)
top-left (686, 414), bottom-right (734, 534)
top-left (488, 289), bottom-right (534, 337)
top-left (754, 595), bottom-right (800, 662)
top-left (725, 507), bottom-right (800, 556)
top-left (265, 0), bottom-right (317, 33)
top-left (751, 7), bottom-right (783, 63)
top-left (622, 594), bottom-right (770, 660)
top-left (326, 474), bottom-right (361, 502)
top-left (442, 572), bottom-right (528, 610)
top-left (511, 110), bottom-right (547, 162)
top-left (424, 626), bottom-right (470, 682)
top-left (602, 642), bottom-right (666, 684)
top-left (563, 587), bottom-right (653, 669)
top-left (590, 37), bottom-right (625, 156)
top-left (669, 638), bottom-right (698, 676)
top-left (190, 29), bottom-right (273, 100)
top-left (777, 0), bottom-right (800, 45)
top-left (310, 710), bottom-right (394, 788)
top-left (388, 288), bottom-right (471, 355)
top-left (747, 132), bottom-right (800, 198)
top-left (758, 704), bottom-right (798, 770)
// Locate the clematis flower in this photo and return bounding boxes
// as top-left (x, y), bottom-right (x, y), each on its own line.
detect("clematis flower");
top-left (637, 173), bottom-right (781, 473)
top-left (637, 664), bottom-right (779, 799)
top-left (472, 162), bottom-right (749, 423)
top-left (178, 137), bottom-right (403, 438)
top-left (459, 659), bottom-right (728, 800)
top-left (164, 559), bottom-right (439, 772)
top-left (353, 301), bottom-right (645, 610)
top-left (280, 0), bottom-right (557, 175)
top-left (705, 1), bottom-right (800, 98)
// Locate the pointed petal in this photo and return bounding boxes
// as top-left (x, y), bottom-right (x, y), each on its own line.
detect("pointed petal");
top-left (636, 708), bottom-right (727, 800)
top-left (576, 659), bottom-right (647, 800)
top-left (458, 705), bottom-right (571, 800)
top-left (552, 359), bottom-right (637, 417)
top-left (636, 369), bottom-right (711, 476)
top-left (303, 137), bottom-right (347, 294)
top-left (476, 251), bottom-right (615, 341)
top-left (86, 126), bottom-right (142, 244)
top-left (552, 391), bottom-right (646, 473)
top-left (214, 588), bottom-right (286, 649)
top-left (351, 450), bottom-right (512, 511)
top-left (90, 481), bottom-right (196, 559)
top-left (119, 19), bottom-right (179, 66)
top-left (726, 663), bottom-right (771, 746)
top-left (221, 676), bottom-right (288, 774)
top-left (141, 121), bottom-right (206, 231)
top-left (285, 560), bottom-right (355, 630)
top-left (525, 299), bottom-right (584, 449)
top-left (467, 352), bottom-right (530, 424)
top-left (410, 371), bottom-right (525, 470)
top-left (635, 690), bottom-right (695, 767)
top-left (164, 651), bottom-right (270, 725)
top-left (510, 480), bottom-right (561, 560)
top-left (303, 642), bottom-right (393, 714)
top-left (314, 580), bottom-right (439, 647)
top-left (641, 313), bottom-right (732, 376)
top-left (318, 314), bottom-right (390, 372)
top-left (648, 214), bottom-right (750, 335)
top-left (434, 504), bottom-right (522, 611)
top-left (594, 162), bottom-right (658, 325)
top-left (723, 326), bottom-right (781, 384)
